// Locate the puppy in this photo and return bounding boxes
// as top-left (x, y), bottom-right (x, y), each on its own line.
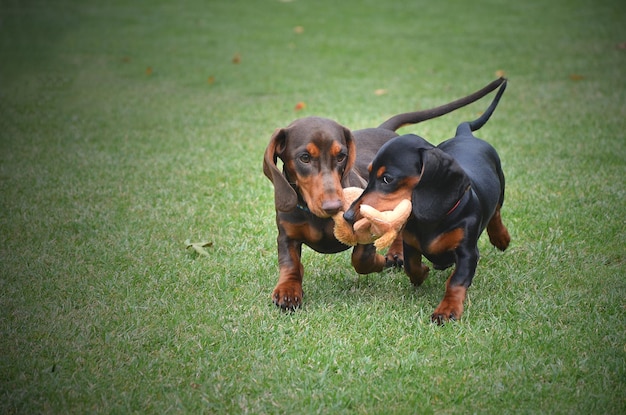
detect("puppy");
top-left (344, 80), bottom-right (510, 323)
top-left (264, 78), bottom-right (508, 311)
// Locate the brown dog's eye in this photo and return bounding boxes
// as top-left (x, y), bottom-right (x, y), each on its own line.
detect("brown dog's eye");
top-left (299, 154), bottom-right (311, 163)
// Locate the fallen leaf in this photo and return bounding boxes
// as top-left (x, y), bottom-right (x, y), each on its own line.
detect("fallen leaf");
top-left (122, 56), bottom-right (131, 63)
top-left (207, 76), bottom-right (215, 85)
top-left (145, 66), bottom-right (153, 76)
top-left (293, 26), bottom-right (304, 34)
top-left (185, 239), bottom-right (213, 257)
top-left (495, 69), bottom-right (506, 78)
top-left (294, 101), bottom-right (306, 111)
top-left (569, 74), bottom-right (584, 81)
top-left (617, 42), bottom-right (626, 50)
top-left (232, 53), bottom-right (241, 64)
top-left (374, 89), bottom-right (387, 96)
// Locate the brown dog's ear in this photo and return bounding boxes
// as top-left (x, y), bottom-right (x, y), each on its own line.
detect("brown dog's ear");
top-left (263, 128), bottom-right (298, 212)
top-left (411, 148), bottom-right (470, 222)
top-left (340, 127), bottom-right (357, 186)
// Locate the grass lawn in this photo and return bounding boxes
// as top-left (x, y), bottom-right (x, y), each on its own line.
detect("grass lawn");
top-left (1, 0), bottom-right (625, 413)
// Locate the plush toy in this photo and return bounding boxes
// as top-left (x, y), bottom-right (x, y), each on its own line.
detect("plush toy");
top-left (333, 187), bottom-right (412, 251)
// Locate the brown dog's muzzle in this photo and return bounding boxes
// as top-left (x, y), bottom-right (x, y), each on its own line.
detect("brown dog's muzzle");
top-left (298, 168), bottom-right (345, 218)
top-left (322, 199), bottom-right (343, 215)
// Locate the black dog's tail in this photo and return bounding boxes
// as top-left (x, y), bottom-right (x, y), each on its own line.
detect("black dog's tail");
top-left (377, 77), bottom-right (506, 131)
top-left (466, 78), bottom-right (507, 132)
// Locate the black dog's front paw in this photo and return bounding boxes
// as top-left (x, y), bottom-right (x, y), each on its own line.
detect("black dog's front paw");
top-left (431, 311), bottom-right (458, 325)
top-left (431, 284), bottom-right (467, 325)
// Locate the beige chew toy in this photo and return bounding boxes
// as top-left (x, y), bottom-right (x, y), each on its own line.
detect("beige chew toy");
top-left (333, 187), bottom-right (412, 251)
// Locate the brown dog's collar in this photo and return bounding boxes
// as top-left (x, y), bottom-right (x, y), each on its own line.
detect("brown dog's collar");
top-left (297, 203), bottom-right (310, 213)
top-left (446, 186), bottom-right (471, 216)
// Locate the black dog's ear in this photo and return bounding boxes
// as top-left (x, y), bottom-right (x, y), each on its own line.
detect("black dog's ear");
top-left (263, 128), bottom-right (298, 212)
top-left (411, 148), bottom-right (470, 222)
top-left (340, 126), bottom-right (357, 187)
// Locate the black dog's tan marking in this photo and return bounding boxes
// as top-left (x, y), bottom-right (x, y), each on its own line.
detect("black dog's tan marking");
top-left (263, 78), bottom-right (507, 311)
top-left (344, 80), bottom-right (510, 323)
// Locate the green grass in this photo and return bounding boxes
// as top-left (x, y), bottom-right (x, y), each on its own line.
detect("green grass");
top-left (1, 0), bottom-right (625, 413)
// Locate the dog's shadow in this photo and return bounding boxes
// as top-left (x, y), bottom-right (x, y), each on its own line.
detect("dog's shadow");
top-left (302, 254), bottom-right (448, 314)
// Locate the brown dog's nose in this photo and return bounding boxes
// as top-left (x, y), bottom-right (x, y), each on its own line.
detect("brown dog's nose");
top-left (322, 199), bottom-right (342, 215)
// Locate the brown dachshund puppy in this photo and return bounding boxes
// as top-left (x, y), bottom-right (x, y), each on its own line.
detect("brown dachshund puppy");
top-left (263, 78), bottom-right (507, 311)
top-left (344, 80), bottom-right (510, 323)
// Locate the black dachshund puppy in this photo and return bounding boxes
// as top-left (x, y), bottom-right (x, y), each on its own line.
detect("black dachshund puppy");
top-left (345, 80), bottom-right (511, 323)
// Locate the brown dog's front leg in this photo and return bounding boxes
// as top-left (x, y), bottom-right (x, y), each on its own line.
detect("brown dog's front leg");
top-left (272, 232), bottom-right (304, 311)
top-left (351, 244), bottom-right (386, 274)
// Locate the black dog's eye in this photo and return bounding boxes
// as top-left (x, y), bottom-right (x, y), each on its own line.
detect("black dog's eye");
top-left (336, 153), bottom-right (347, 163)
top-left (299, 154), bottom-right (311, 163)
top-left (381, 174), bottom-right (394, 185)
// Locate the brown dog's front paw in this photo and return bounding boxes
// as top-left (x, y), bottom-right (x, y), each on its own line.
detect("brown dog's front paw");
top-left (385, 252), bottom-right (404, 268)
top-left (272, 282), bottom-right (303, 311)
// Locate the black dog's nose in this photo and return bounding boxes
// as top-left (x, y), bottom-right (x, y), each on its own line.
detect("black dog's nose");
top-left (343, 209), bottom-right (356, 225)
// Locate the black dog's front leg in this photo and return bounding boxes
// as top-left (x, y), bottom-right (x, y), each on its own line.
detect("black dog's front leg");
top-left (385, 233), bottom-right (405, 268)
top-left (403, 239), bottom-right (430, 286)
top-left (431, 246), bottom-right (479, 324)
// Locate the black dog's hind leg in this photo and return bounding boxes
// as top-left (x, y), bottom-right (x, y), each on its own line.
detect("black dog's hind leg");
top-left (486, 205), bottom-right (510, 251)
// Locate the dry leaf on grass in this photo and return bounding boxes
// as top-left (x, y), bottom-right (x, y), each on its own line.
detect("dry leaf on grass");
top-left (185, 240), bottom-right (213, 257)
